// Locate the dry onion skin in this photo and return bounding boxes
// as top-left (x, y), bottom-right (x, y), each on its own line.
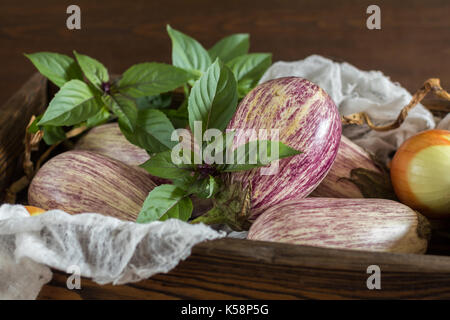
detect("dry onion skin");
top-left (390, 129), bottom-right (450, 218)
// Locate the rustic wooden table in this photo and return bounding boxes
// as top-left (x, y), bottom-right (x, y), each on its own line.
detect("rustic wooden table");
top-left (1, 0), bottom-right (450, 300)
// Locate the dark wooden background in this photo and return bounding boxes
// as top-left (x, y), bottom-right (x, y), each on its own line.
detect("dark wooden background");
top-left (1, 0), bottom-right (449, 105)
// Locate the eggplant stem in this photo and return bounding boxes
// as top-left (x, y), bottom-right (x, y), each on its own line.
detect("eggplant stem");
top-left (190, 205), bottom-right (251, 231)
top-left (342, 78), bottom-right (450, 131)
top-left (190, 207), bottom-right (228, 225)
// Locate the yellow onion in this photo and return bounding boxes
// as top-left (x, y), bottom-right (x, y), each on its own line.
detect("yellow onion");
top-left (390, 129), bottom-right (450, 218)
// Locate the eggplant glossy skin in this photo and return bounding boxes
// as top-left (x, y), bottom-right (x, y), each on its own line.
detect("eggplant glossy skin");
top-left (248, 198), bottom-right (429, 254)
top-left (28, 150), bottom-right (157, 221)
top-left (75, 123), bottom-right (149, 167)
top-left (228, 77), bottom-right (342, 220)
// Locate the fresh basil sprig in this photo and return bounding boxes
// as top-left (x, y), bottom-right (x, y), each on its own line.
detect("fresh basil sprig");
top-left (26, 26), bottom-right (271, 148)
top-left (26, 50), bottom-right (193, 147)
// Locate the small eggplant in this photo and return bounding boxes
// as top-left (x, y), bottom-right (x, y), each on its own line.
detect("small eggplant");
top-left (309, 136), bottom-right (394, 199)
top-left (228, 77), bottom-right (342, 220)
top-left (28, 150), bottom-right (157, 221)
top-left (248, 198), bottom-right (430, 253)
top-left (75, 123), bottom-right (149, 166)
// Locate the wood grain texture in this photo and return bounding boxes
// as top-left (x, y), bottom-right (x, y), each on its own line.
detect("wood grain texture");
top-left (0, 73), bottom-right (47, 198)
top-left (37, 238), bottom-right (450, 300)
top-left (0, 0), bottom-right (449, 105)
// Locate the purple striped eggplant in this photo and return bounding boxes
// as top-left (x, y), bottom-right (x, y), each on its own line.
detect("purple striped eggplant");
top-left (75, 123), bottom-right (149, 167)
top-left (74, 123), bottom-right (169, 185)
top-left (227, 77), bottom-right (341, 220)
top-left (309, 136), bottom-right (393, 198)
top-left (248, 198), bottom-right (430, 253)
top-left (28, 150), bottom-right (157, 221)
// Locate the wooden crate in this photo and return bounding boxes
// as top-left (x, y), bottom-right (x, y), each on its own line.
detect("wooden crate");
top-left (2, 74), bottom-right (450, 299)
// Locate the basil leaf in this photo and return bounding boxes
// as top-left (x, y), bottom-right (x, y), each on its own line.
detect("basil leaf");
top-left (103, 94), bottom-right (137, 132)
top-left (119, 109), bottom-right (176, 153)
top-left (38, 80), bottom-right (101, 126)
top-left (167, 25), bottom-right (211, 74)
top-left (86, 107), bottom-right (110, 128)
top-left (191, 175), bottom-right (220, 199)
top-left (160, 196), bottom-right (193, 221)
top-left (140, 150), bottom-right (193, 180)
top-left (162, 96), bottom-right (189, 128)
top-left (172, 175), bottom-right (197, 192)
top-left (206, 131), bottom-right (236, 169)
top-left (136, 93), bottom-right (172, 110)
top-left (73, 51), bottom-right (109, 88)
top-left (227, 53), bottom-right (272, 97)
top-left (137, 185), bottom-right (192, 223)
top-left (118, 63), bottom-right (192, 98)
top-left (208, 34), bottom-right (249, 63)
top-left (42, 126), bottom-right (66, 145)
top-left (222, 140), bottom-right (302, 172)
top-left (162, 108), bottom-right (188, 129)
top-left (188, 59), bottom-right (238, 136)
top-left (236, 78), bottom-right (256, 99)
top-left (227, 53), bottom-right (272, 81)
top-left (25, 52), bottom-right (83, 87)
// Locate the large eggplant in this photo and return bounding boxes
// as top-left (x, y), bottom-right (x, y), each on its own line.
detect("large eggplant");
top-left (75, 123), bottom-right (149, 166)
top-left (227, 77), bottom-right (341, 220)
top-left (248, 198), bottom-right (430, 253)
top-left (28, 150), bottom-right (157, 221)
top-left (309, 136), bottom-right (393, 198)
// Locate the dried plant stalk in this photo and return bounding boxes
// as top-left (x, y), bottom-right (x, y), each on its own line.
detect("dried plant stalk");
top-left (342, 78), bottom-right (450, 131)
top-left (3, 121), bottom-right (88, 204)
top-left (23, 116), bottom-right (43, 178)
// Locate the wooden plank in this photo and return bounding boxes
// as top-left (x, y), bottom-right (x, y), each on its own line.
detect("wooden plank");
top-left (37, 238), bottom-right (450, 300)
top-left (0, 73), bottom-right (47, 198)
top-left (0, 0), bottom-right (449, 103)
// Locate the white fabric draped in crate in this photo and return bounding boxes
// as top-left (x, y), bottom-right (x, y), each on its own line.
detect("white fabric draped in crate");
top-left (0, 204), bottom-right (223, 299)
top-left (259, 55), bottom-right (450, 164)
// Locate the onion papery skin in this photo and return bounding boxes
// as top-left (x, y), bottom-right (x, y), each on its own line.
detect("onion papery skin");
top-left (390, 129), bottom-right (450, 218)
top-left (28, 150), bottom-right (157, 221)
top-left (227, 77), bottom-right (342, 220)
top-left (248, 198), bottom-right (429, 254)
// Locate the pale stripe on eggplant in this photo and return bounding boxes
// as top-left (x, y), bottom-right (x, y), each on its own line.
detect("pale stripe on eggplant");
top-left (248, 198), bottom-right (429, 254)
top-left (227, 77), bottom-right (341, 220)
top-left (28, 150), bottom-right (157, 221)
